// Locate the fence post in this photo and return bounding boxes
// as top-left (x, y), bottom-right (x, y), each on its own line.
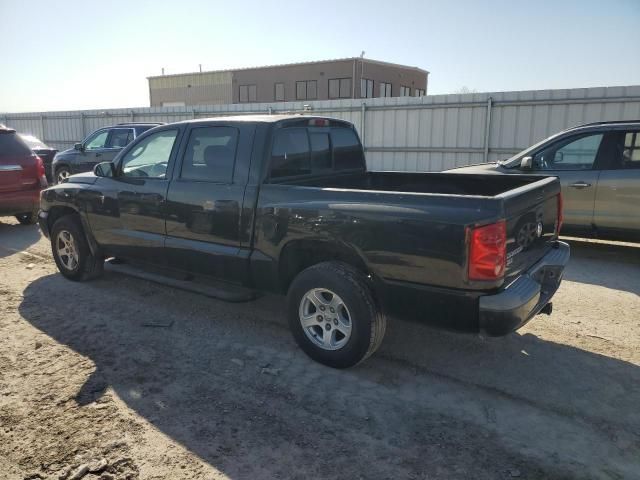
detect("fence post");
top-left (361, 102), bottom-right (367, 148)
top-left (130, 110), bottom-right (135, 122)
top-left (80, 112), bottom-right (86, 138)
top-left (40, 115), bottom-right (45, 141)
top-left (483, 96), bottom-right (493, 163)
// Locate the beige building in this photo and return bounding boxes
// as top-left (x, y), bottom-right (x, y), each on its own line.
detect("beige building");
top-left (148, 58), bottom-right (429, 107)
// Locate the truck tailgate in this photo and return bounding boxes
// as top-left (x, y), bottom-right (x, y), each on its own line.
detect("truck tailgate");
top-left (499, 176), bottom-right (562, 282)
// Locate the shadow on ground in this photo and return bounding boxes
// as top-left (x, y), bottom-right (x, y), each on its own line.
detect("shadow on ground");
top-left (17, 263), bottom-right (640, 479)
top-left (0, 219), bottom-right (42, 259)
top-left (562, 238), bottom-right (640, 295)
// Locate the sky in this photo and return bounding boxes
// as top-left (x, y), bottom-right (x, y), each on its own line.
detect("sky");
top-left (1, 0), bottom-right (639, 112)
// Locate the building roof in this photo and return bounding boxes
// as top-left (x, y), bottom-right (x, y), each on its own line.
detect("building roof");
top-left (147, 57), bottom-right (429, 80)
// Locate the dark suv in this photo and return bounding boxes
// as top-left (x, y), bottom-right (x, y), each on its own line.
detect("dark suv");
top-left (51, 123), bottom-right (163, 184)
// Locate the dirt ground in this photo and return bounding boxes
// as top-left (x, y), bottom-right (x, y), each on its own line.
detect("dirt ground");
top-left (0, 217), bottom-right (639, 480)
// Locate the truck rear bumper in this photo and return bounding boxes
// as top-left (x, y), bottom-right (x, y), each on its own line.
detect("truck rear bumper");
top-left (479, 241), bottom-right (570, 336)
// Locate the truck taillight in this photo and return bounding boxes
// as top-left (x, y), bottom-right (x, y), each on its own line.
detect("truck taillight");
top-left (468, 220), bottom-right (506, 281)
top-left (557, 192), bottom-right (563, 234)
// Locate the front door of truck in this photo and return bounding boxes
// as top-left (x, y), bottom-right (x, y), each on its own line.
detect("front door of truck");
top-left (164, 123), bottom-right (253, 283)
top-left (87, 128), bottom-right (181, 263)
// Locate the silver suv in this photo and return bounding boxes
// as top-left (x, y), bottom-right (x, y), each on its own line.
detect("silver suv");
top-left (449, 121), bottom-right (640, 242)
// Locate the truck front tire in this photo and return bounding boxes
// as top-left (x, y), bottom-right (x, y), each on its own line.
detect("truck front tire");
top-left (50, 215), bottom-right (104, 281)
top-left (287, 261), bottom-right (386, 368)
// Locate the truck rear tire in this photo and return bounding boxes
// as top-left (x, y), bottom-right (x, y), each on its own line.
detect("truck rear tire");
top-left (50, 215), bottom-right (104, 281)
top-left (287, 261), bottom-right (386, 368)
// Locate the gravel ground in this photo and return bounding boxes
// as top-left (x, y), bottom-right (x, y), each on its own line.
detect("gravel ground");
top-left (0, 217), bottom-right (639, 480)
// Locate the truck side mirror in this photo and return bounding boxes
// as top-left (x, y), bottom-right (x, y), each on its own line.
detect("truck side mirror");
top-left (74, 143), bottom-right (84, 151)
top-left (94, 161), bottom-right (115, 178)
top-left (520, 156), bottom-right (533, 170)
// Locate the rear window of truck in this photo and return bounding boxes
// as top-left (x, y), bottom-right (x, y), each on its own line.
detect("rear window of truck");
top-left (269, 127), bottom-right (364, 179)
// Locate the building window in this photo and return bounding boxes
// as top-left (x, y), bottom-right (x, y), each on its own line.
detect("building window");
top-left (329, 78), bottom-right (352, 99)
top-left (379, 82), bottom-right (392, 98)
top-left (161, 101), bottom-right (186, 107)
top-left (239, 84), bottom-right (256, 103)
top-left (414, 89), bottom-right (426, 97)
top-left (400, 86), bottom-right (411, 97)
top-left (360, 78), bottom-right (373, 98)
top-left (296, 80), bottom-right (317, 100)
top-left (274, 83), bottom-right (285, 101)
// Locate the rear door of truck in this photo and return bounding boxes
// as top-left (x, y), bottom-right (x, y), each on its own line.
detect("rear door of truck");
top-left (498, 176), bottom-right (562, 282)
top-left (164, 121), bottom-right (256, 282)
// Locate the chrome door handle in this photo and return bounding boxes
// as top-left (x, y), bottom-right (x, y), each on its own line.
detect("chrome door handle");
top-left (569, 182), bottom-right (591, 189)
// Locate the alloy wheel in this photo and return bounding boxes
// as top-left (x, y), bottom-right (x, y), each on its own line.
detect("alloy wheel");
top-left (299, 288), bottom-right (352, 350)
top-left (57, 169), bottom-right (70, 184)
top-left (56, 230), bottom-right (79, 271)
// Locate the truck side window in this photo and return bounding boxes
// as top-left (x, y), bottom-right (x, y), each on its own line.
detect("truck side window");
top-left (121, 129), bottom-right (178, 178)
top-left (331, 128), bottom-right (364, 170)
top-left (270, 128), bottom-right (311, 178)
top-left (181, 127), bottom-right (238, 183)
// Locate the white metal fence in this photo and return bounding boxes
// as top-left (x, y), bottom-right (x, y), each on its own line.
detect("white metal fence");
top-left (3, 85), bottom-right (640, 172)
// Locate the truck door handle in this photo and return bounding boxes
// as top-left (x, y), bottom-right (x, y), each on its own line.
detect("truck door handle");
top-left (95, 153), bottom-right (102, 158)
top-left (569, 182), bottom-right (591, 189)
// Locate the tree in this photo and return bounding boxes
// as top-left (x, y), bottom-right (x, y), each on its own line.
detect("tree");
top-left (454, 86), bottom-right (477, 94)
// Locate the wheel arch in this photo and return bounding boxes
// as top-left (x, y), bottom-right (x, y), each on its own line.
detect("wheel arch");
top-left (47, 205), bottom-right (100, 256)
top-left (278, 239), bottom-right (372, 294)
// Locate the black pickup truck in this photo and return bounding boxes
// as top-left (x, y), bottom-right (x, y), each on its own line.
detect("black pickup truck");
top-left (38, 115), bottom-right (569, 368)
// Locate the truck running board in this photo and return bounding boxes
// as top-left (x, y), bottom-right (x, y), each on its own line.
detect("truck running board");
top-left (104, 259), bottom-right (258, 303)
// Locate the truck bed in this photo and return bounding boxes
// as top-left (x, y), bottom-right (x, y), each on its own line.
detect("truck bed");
top-left (276, 171), bottom-right (545, 197)
top-left (260, 170), bottom-right (561, 290)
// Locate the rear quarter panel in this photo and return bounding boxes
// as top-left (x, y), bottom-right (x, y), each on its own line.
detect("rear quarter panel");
top-left (252, 184), bottom-right (502, 291)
